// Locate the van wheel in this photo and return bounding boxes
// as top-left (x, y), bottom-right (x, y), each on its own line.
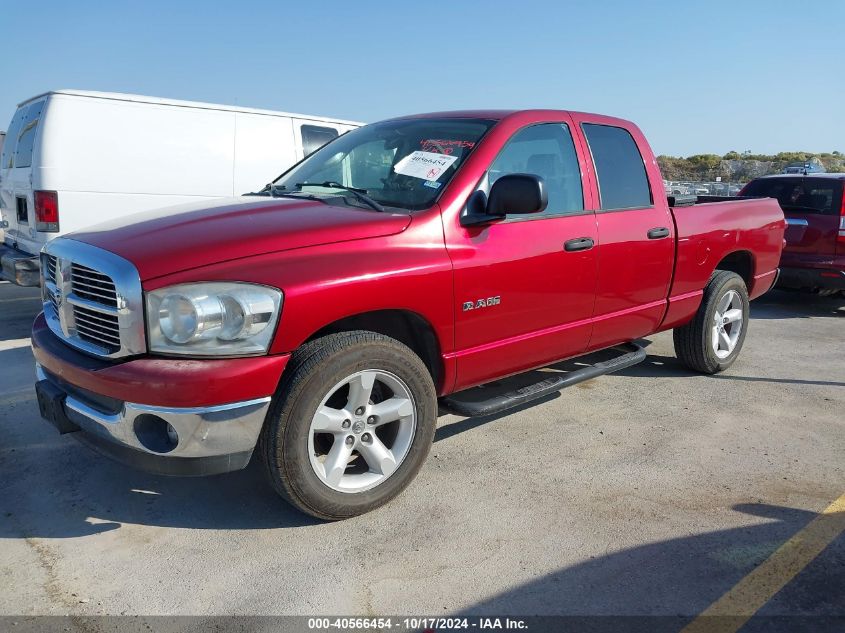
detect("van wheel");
top-left (673, 271), bottom-right (750, 374)
top-left (259, 331), bottom-right (437, 520)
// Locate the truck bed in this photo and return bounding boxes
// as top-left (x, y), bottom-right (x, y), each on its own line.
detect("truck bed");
top-left (660, 195), bottom-right (785, 332)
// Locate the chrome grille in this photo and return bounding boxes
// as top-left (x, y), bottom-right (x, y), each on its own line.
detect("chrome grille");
top-left (40, 238), bottom-right (145, 359)
top-left (71, 263), bottom-right (118, 307)
top-left (45, 254), bottom-right (58, 283)
top-left (74, 305), bottom-right (121, 352)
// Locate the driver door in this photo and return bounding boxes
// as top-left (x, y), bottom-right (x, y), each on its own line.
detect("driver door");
top-left (446, 119), bottom-right (599, 391)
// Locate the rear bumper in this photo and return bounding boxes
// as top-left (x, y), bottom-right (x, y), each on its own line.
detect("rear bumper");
top-left (0, 242), bottom-right (40, 286)
top-left (777, 266), bottom-right (845, 291)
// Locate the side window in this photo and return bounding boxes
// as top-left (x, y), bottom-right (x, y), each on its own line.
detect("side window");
top-left (582, 123), bottom-right (652, 210)
top-left (14, 101), bottom-right (45, 169)
top-left (487, 123), bottom-right (583, 217)
top-left (301, 124), bottom-right (338, 157)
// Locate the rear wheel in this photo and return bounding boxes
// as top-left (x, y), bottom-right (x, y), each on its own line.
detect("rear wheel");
top-left (673, 271), bottom-right (749, 374)
top-left (260, 331), bottom-right (437, 520)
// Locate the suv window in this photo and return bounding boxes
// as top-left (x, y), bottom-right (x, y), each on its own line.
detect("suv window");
top-left (487, 123), bottom-right (583, 217)
top-left (14, 101), bottom-right (44, 169)
top-left (583, 123), bottom-right (652, 210)
top-left (741, 177), bottom-right (841, 215)
top-left (301, 125), bottom-right (339, 157)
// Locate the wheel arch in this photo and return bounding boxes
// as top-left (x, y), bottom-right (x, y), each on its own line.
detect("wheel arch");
top-left (305, 309), bottom-right (444, 391)
top-left (714, 250), bottom-right (755, 288)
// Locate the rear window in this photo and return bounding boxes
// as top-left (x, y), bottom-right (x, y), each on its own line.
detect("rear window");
top-left (742, 178), bottom-right (842, 215)
top-left (301, 124), bottom-right (339, 157)
top-left (583, 123), bottom-right (652, 210)
top-left (1, 101), bottom-right (44, 169)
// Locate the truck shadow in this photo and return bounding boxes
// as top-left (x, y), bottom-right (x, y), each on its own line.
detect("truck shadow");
top-left (617, 354), bottom-right (845, 388)
top-left (0, 437), bottom-right (322, 538)
top-left (457, 502), bottom-right (844, 623)
top-left (751, 289), bottom-right (844, 320)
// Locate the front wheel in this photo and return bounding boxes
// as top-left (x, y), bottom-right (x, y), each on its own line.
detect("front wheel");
top-left (673, 270), bottom-right (750, 374)
top-left (260, 331), bottom-right (437, 520)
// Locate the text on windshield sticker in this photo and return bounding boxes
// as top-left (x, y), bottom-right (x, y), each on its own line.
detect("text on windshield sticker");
top-left (394, 151), bottom-right (459, 181)
top-left (420, 139), bottom-right (476, 155)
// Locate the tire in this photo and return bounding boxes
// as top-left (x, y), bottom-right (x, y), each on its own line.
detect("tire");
top-left (259, 331), bottom-right (437, 520)
top-left (673, 271), bottom-right (750, 374)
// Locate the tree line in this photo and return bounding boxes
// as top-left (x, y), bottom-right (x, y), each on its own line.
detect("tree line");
top-left (657, 151), bottom-right (845, 182)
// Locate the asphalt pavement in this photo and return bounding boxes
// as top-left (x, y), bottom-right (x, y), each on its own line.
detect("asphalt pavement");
top-left (0, 281), bottom-right (842, 624)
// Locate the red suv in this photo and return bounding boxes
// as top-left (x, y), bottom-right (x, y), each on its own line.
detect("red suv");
top-left (740, 174), bottom-right (845, 296)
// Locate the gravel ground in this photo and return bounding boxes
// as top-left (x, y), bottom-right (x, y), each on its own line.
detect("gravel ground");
top-left (0, 281), bottom-right (842, 619)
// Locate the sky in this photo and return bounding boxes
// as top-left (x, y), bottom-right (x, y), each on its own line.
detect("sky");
top-left (3, 0), bottom-right (843, 157)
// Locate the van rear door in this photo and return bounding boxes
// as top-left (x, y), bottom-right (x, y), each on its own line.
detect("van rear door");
top-left (0, 98), bottom-right (46, 256)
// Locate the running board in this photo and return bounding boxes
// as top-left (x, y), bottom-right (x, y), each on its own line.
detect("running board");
top-left (441, 343), bottom-right (646, 418)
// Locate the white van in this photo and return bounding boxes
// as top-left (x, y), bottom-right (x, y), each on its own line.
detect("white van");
top-left (0, 90), bottom-right (360, 285)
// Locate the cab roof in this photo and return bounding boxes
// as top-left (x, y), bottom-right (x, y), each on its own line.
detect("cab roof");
top-left (388, 108), bottom-right (630, 123)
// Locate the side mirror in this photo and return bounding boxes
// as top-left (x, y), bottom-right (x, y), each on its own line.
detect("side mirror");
top-left (460, 174), bottom-right (548, 227)
top-left (488, 174), bottom-right (548, 216)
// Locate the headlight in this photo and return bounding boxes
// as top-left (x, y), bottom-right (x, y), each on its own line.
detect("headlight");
top-left (146, 282), bottom-right (283, 356)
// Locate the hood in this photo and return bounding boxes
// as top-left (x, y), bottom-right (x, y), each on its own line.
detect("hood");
top-left (69, 196), bottom-right (412, 280)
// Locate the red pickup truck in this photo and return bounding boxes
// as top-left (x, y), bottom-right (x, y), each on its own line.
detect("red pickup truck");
top-left (31, 110), bottom-right (785, 519)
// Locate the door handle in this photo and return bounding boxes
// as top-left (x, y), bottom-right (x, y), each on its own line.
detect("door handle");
top-left (647, 227), bottom-right (670, 239)
top-left (564, 237), bottom-right (595, 252)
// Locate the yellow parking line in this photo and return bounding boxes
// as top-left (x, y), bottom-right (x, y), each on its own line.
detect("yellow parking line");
top-left (682, 493), bottom-right (845, 633)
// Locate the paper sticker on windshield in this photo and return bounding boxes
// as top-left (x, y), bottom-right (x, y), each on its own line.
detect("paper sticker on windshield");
top-left (394, 151), bottom-right (459, 181)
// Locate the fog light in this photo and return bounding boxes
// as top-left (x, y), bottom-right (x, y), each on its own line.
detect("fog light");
top-left (134, 414), bottom-right (179, 453)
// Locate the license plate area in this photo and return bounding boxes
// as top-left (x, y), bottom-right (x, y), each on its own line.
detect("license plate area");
top-left (35, 380), bottom-right (78, 434)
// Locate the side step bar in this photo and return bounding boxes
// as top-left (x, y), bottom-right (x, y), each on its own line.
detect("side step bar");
top-left (441, 342), bottom-right (646, 418)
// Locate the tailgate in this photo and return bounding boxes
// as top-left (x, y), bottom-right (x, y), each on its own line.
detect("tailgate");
top-left (0, 99), bottom-right (46, 255)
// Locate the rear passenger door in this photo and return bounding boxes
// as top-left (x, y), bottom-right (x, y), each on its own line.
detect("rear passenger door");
top-left (573, 117), bottom-right (674, 350)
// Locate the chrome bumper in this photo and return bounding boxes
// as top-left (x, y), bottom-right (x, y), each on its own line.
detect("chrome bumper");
top-left (36, 365), bottom-right (271, 474)
top-left (0, 243), bottom-right (40, 286)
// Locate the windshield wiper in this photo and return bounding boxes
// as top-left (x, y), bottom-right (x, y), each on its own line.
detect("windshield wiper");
top-left (245, 184), bottom-right (287, 197)
top-left (296, 181), bottom-right (385, 212)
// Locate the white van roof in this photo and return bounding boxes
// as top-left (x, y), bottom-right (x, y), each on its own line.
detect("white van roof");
top-left (18, 89), bottom-right (363, 125)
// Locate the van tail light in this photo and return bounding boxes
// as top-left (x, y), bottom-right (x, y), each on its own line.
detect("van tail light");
top-left (34, 190), bottom-right (59, 232)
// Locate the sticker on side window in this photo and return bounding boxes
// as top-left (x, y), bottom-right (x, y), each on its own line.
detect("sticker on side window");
top-left (394, 151), bottom-right (459, 181)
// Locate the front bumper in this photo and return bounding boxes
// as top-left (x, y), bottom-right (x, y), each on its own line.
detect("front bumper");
top-left (777, 266), bottom-right (845, 291)
top-left (0, 242), bottom-right (40, 286)
top-left (36, 365), bottom-right (271, 475)
top-left (31, 312), bottom-right (289, 476)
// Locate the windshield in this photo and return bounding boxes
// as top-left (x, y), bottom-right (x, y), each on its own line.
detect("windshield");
top-left (272, 118), bottom-right (495, 211)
